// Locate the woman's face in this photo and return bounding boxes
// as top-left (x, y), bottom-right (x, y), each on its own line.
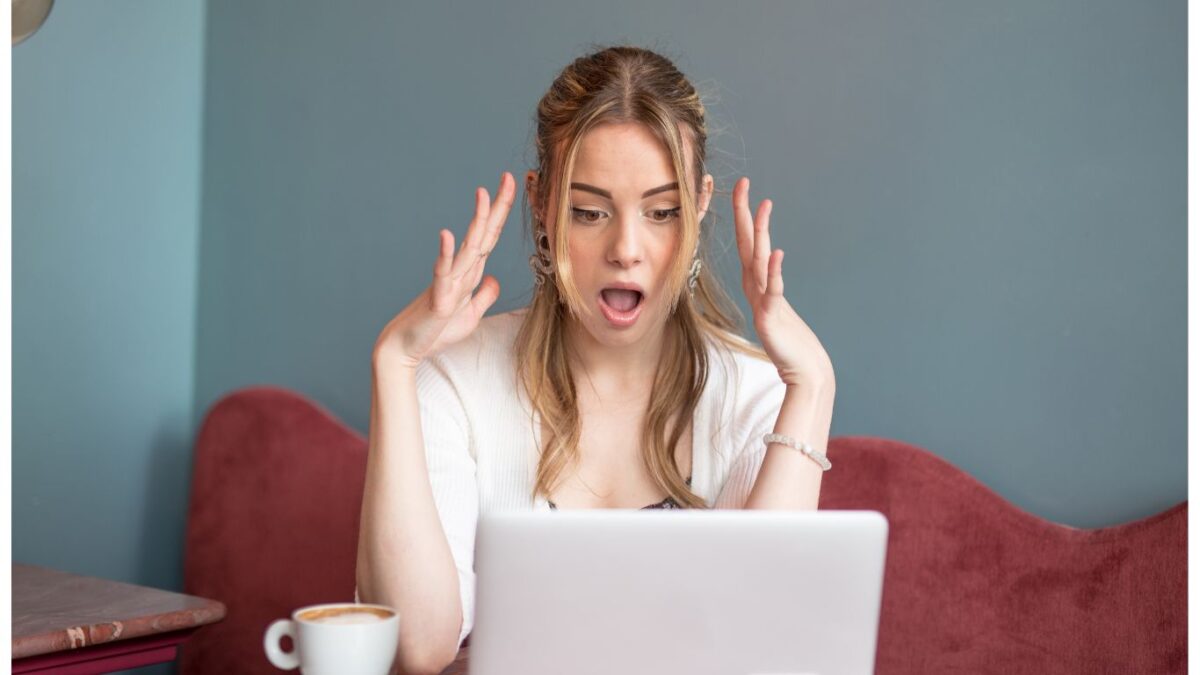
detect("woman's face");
top-left (529, 122), bottom-right (714, 350)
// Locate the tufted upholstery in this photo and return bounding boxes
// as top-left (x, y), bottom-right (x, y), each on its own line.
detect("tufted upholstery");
top-left (180, 387), bottom-right (367, 674)
top-left (819, 436), bottom-right (1186, 674)
top-left (180, 386), bottom-right (1186, 674)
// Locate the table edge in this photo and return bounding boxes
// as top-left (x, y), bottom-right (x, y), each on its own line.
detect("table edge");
top-left (12, 600), bottom-right (227, 659)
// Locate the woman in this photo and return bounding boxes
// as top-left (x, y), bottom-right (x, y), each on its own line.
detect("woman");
top-left (356, 45), bottom-right (836, 675)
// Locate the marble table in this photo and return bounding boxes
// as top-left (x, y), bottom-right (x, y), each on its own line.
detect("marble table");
top-left (12, 564), bottom-right (226, 674)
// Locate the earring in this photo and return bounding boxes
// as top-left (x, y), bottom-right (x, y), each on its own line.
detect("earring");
top-left (687, 255), bottom-right (702, 296)
top-left (528, 223), bottom-right (554, 287)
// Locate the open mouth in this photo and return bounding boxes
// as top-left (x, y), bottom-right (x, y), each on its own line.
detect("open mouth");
top-left (598, 288), bottom-right (644, 327)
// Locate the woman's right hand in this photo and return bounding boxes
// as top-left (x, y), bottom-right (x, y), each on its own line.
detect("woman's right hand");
top-left (374, 172), bottom-right (516, 370)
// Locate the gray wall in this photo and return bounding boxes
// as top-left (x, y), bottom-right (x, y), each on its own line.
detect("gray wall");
top-left (195, 0), bottom-right (1185, 529)
top-left (12, 0), bottom-right (1186, 621)
top-left (13, 0), bottom-right (204, 608)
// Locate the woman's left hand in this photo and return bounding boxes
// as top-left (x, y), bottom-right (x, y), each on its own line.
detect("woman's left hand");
top-left (732, 177), bottom-right (835, 388)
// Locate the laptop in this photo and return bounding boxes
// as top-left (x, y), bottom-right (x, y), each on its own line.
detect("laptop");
top-left (469, 509), bottom-right (889, 675)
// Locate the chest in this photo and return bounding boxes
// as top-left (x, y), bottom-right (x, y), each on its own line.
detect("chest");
top-left (543, 405), bottom-right (693, 510)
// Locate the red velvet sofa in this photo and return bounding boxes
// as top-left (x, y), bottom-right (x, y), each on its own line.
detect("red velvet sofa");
top-left (180, 386), bottom-right (1187, 674)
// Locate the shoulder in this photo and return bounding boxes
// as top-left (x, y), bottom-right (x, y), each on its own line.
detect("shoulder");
top-left (412, 308), bottom-right (530, 428)
top-left (427, 307), bottom-right (528, 376)
top-left (705, 332), bottom-right (783, 397)
top-left (412, 308), bottom-right (530, 419)
top-left (702, 332), bottom-right (786, 434)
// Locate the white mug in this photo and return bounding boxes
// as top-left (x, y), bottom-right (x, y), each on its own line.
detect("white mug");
top-left (263, 602), bottom-right (399, 675)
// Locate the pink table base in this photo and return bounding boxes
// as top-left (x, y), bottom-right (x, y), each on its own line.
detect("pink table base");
top-left (12, 628), bottom-right (198, 674)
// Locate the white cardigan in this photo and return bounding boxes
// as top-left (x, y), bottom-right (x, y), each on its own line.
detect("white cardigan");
top-left (393, 308), bottom-right (785, 648)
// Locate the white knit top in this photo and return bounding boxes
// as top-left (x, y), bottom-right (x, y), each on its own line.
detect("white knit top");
top-left (402, 308), bottom-right (786, 648)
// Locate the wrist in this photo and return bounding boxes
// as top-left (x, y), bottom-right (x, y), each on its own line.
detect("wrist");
top-left (779, 367), bottom-right (835, 392)
top-left (782, 375), bottom-right (835, 412)
top-left (372, 346), bottom-right (421, 377)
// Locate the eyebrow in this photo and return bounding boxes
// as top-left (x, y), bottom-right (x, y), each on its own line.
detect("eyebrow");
top-left (570, 182), bottom-right (679, 199)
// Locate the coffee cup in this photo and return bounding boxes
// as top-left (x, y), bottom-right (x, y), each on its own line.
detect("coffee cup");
top-left (263, 602), bottom-right (399, 675)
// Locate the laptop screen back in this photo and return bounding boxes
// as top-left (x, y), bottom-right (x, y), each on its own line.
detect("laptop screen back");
top-left (470, 510), bottom-right (888, 675)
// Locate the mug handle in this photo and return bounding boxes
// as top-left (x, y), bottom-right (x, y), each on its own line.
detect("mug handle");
top-left (263, 619), bottom-right (300, 670)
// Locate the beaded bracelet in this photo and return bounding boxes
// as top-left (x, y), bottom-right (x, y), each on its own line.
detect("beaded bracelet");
top-left (763, 433), bottom-right (832, 471)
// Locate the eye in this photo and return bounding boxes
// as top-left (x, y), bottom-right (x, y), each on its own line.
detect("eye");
top-left (570, 207), bottom-right (606, 224)
top-left (647, 207), bottom-right (682, 224)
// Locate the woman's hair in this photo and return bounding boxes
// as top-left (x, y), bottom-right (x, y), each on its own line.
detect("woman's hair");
top-left (515, 44), bottom-right (768, 508)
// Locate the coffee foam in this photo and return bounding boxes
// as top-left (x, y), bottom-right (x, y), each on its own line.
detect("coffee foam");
top-left (297, 605), bottom-right (394, 625)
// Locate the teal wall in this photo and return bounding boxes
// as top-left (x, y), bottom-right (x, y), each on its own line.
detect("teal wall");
top-left (13, 0), bottom-right (205, 608)
top-left (11, 1), bottom-right (1186, 634)
top-left (194, 0), bottom-right (1185, 529)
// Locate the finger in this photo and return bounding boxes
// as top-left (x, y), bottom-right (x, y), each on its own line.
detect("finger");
top-left (480, 172), bottom-right (515, 254)
top-left (430, 230), bottom-right (459, 313)
top-left (462, 173), bottom-right (515, 285)
top-left (766, 249), bottom-right (785, 297)
top-left (752, 199), bottom-right (773, 291)
top-left (468, 275), bottom-right (501, 319)
top-left (733, 177), bottom-right (754, 269)
top-left (452, 187), bottom-right (491, 277)
top-left (462, 243), bottom-right (490, 293)
top-left (433, 229), bottom-right (454, 278)
top-left (451, 223), bottom-right (499, 316)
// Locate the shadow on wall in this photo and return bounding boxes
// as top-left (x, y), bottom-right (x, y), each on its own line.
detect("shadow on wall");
top-left (137, 422), bottom-right (194, 594)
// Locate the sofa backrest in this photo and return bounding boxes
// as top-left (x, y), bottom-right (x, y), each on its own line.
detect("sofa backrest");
top-left (822, 435), bottom-right (1186, 674)
top-left (180, 387), bottom-right (1187, 674)
top-left (180, 387), bottom-right (367, 675)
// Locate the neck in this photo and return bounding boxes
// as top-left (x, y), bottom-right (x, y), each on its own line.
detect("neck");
top-left (564, 317), bottom-right (672, 395)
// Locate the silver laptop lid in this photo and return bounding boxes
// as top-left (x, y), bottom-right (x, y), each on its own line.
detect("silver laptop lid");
top-left (471, 510), bottom-right (888, 675)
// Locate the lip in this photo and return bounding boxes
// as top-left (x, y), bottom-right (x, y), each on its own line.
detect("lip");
top-left (597, 283), bottom-right (645, 329)
top-left (601, 281), bottom-right (645, 295)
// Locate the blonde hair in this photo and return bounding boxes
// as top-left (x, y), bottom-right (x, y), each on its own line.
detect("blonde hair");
top-left (516, 44), bottom-right (767, 508)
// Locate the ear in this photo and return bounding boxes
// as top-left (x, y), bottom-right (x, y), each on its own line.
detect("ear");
top-left (526, 170), bottom-right (558, 248)
top-left (696, 173), bottom-right (715, 222)
top-left (524, 170), bottom-right (541, 222)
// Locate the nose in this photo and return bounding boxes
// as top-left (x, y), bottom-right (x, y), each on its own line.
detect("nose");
top-left (606, 210), bottom-right (644, 269)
